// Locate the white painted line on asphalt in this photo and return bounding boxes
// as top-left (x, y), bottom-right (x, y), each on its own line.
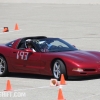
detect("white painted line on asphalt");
top-left (0, 32), bottom-right (14, 34)
top-left (0, 29), bottom-right (22, 34)
top-left (14, 86), bottom-right (51, 91)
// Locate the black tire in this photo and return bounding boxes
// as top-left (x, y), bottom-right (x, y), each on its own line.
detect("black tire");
top-left (0, 56), bottom-right (8, 77)
top-left (52, 59), bottom-right (67, 80)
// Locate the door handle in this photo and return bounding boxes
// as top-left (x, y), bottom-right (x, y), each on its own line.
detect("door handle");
top-left (13, 52), bottom-right (17, 53)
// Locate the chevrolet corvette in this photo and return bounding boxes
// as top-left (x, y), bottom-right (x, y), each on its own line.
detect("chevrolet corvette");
top-left (0, 36), bottom-right (100, 80)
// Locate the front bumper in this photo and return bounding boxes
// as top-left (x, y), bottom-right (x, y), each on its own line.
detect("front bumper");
top-left (68, 64), bottom-right (100, 76)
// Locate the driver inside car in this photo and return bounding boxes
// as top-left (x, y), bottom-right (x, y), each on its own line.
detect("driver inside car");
top-left (25, 39), bottom-right (36, 52)
top-left (41, 42), bottom-right (49, 52)
top-left (39, 40), bottom-right (53, 52)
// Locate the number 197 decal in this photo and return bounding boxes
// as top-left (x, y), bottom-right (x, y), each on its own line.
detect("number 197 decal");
top-left (17, 51), bottom-right (29, 60)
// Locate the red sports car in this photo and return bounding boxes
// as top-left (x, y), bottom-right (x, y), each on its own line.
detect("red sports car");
top-left (0, 36), bottom-right (100, 80)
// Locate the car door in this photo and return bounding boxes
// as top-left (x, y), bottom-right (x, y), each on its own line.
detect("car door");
top-left (8, 39), bottom-right (27, 70)
top-left (10, 38), bottom-right (44, 73)
top-left (24, 52), bottom-right (42, 74)
top-left (10, 45), bottom-right (41, 72)
top-left (10, 49), bottom-right (28, 70)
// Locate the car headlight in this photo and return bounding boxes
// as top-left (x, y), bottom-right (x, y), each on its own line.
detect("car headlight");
top-left (72, 68), bottom-right (83, 72)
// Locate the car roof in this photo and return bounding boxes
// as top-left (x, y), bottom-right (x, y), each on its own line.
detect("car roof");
top-left (5, 36), bottom-right (47, 47)
top-left (21, 36), bottom-right (47, 40)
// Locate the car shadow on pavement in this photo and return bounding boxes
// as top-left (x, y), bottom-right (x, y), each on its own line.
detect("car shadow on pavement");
top-left (7, 73), bottom-right (53, 80)
top-left (6, 73), bottom-right (100, 81)
top-left (68, 75), bottom-right (100, 81)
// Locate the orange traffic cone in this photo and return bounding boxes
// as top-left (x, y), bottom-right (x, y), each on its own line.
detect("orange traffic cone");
top-left (57, 87), bottom-right (66, 100)
top-left (4, 80), bottom-right (12, 91)
top-left (14, 23), bottom-right (19, 30)
top-left (3, 27), bottom-right (9, 32)
top-left (60, 74), bottom-right (66, 85)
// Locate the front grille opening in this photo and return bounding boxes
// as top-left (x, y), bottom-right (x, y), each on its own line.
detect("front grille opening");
top-left (80, 72), bottom-right (87, 74)
top-left (84, 69), bottom-right (96, 71)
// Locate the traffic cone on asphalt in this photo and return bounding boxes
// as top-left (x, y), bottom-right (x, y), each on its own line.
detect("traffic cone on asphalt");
top-left (50, 79), bottom-right (59, 86)
top-left (2, 27), bottom-right (9, 32)
top-left (14, 23), bottom-right (19, 30)
top-left (4, 80), bottom-right (12, 91)
top-left (60, 74), bottom-right (66, 85)
top-left (57, 86), bottom-right (66, 100)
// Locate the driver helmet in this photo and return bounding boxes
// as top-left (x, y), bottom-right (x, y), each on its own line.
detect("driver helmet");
top-left (25, 39), bottom-right (33, 48)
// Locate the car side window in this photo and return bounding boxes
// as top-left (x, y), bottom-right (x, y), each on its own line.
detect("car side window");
top-left (17, 42), bottom-right (26, 50)
top-left (6, 41), bottom-right (15, 47)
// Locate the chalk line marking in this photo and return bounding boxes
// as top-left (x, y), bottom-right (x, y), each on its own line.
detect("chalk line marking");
top-left (0, 29), bottom-right (22, 34)
top-left (13, 86), bottom-right (51, 91)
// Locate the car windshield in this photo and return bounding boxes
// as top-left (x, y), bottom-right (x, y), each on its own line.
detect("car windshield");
top-left (35, 38), bottom-right (78, 52)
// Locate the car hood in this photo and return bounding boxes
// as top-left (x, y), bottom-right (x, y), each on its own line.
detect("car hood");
top-left (56, 50), bottom-right (100, 63)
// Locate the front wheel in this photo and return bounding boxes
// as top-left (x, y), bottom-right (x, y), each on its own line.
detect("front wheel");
top-left (52, 60), bottom-right (67, 80)
top-left (0, 56), bottom-right (8, 77)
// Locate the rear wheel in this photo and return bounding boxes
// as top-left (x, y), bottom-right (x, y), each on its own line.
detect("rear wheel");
top-left (52, 59), bottom-right (67, 80)
top-left (0, 56), bottom-right (8, 77)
